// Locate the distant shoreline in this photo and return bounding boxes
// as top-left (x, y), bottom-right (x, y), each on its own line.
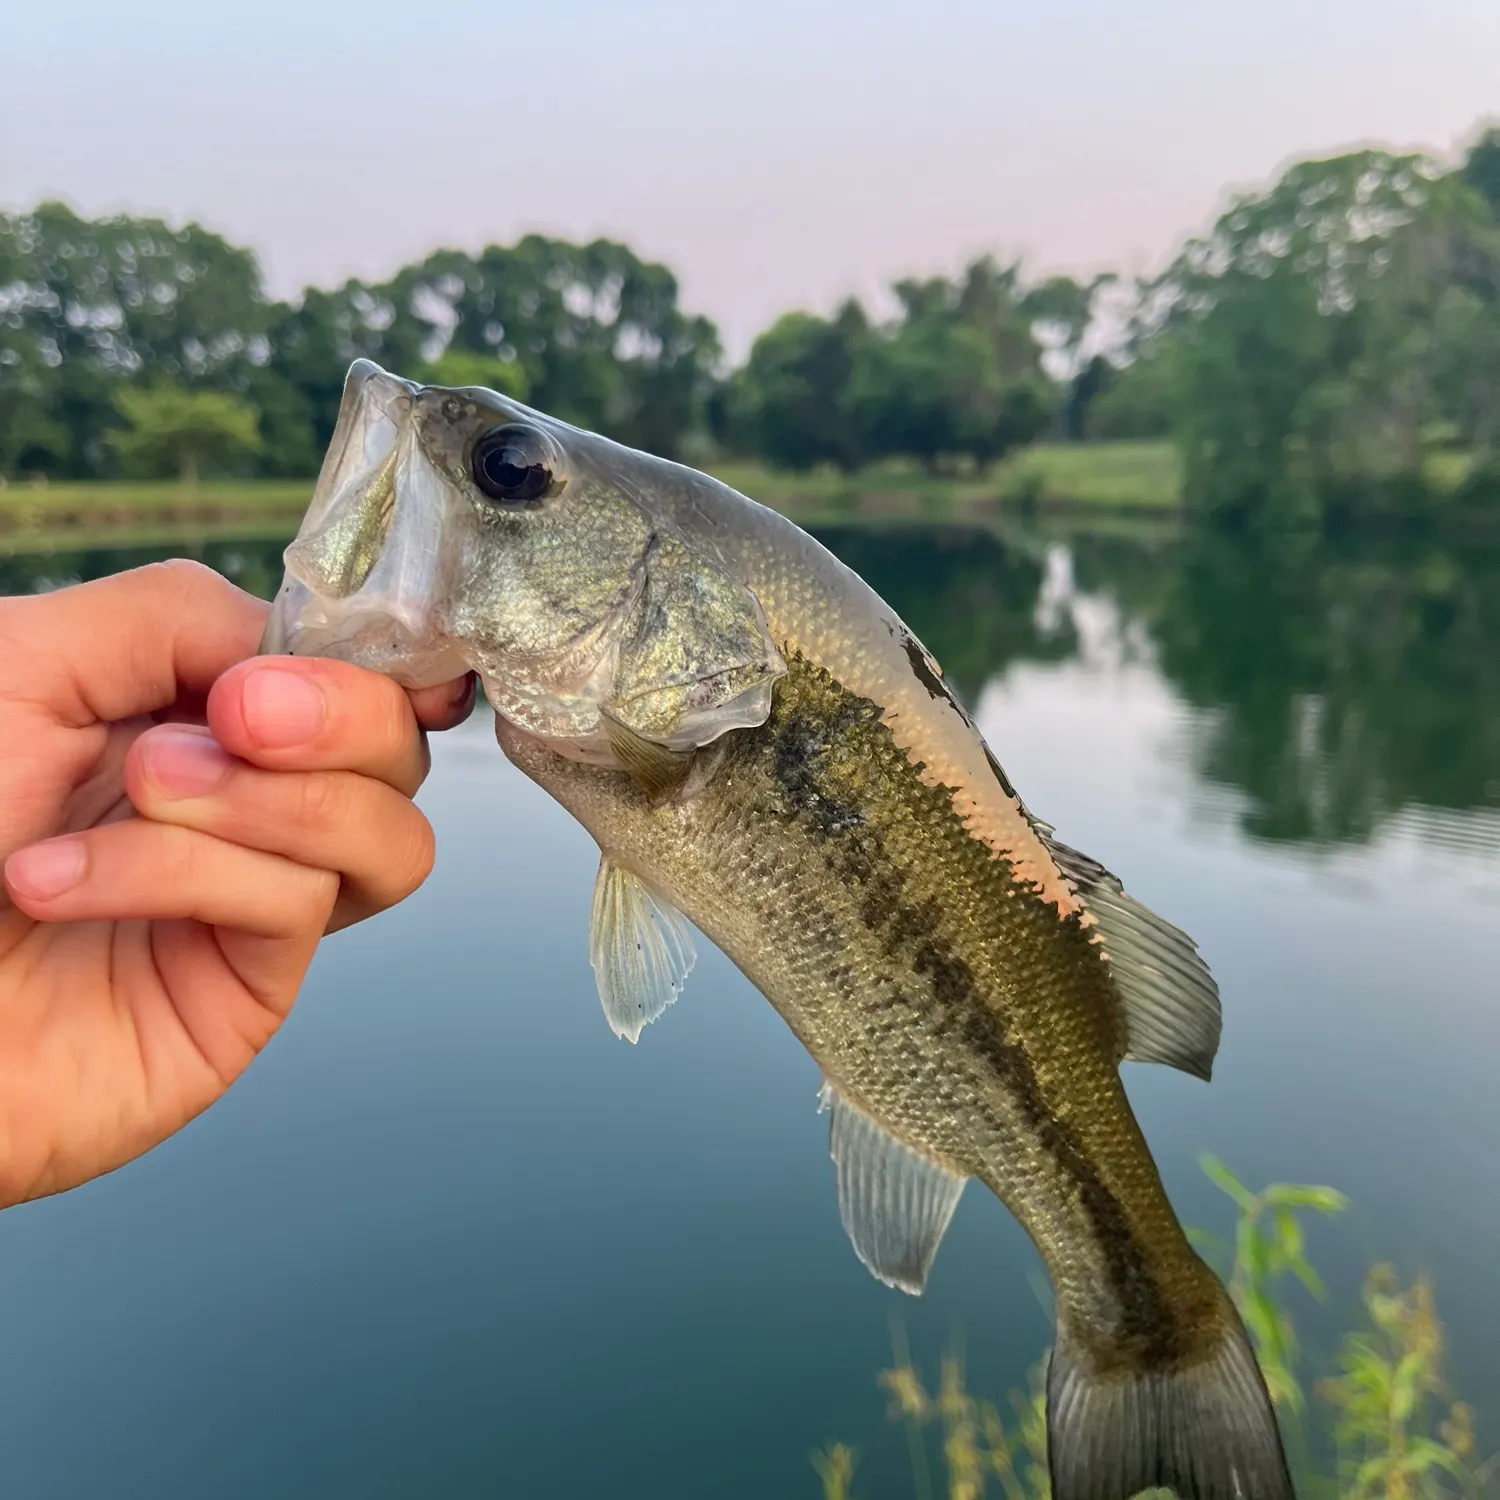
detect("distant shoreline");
top-left (0, 441), bottom-right (1184, 557)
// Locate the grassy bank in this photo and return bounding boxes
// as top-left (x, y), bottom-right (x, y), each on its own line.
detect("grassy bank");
top-left (714, 440), bottom-right (1181, 520)
top-left (0, 441), bottom-right (1183, 556)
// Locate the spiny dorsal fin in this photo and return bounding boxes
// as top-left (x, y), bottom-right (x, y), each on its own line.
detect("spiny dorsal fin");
top-left (1044, 836), bottom-right (1222, 1081)
top-left (589, 856), bottom-right (696, 1043)
top-left (820, 1084), bottom-right (966, 1295)
top-left (602, 711), bottom-right (694, 798)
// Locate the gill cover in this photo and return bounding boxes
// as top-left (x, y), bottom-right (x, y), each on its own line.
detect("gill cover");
top-left (608, 531), bottom-right (784, 751)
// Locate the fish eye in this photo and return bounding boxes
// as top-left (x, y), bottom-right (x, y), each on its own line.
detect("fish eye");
top-left (470, 424), bottom-right (557, 506)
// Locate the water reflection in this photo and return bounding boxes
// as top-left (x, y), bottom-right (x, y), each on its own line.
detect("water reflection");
top-left (1144, 528), bottom-right (1500, 846)
top-left (840, 520), bottom-right (1500, 852)
top-left (6, 520), bottom-right (1498, 854)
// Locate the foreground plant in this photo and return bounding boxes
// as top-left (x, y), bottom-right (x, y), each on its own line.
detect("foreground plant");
top-left (819, 1161), bottom-right (1492, 1499)
top-left (1321, 1268), bottom-right (1490, 1500)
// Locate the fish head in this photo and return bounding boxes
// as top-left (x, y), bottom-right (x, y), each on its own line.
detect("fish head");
top-left (262, 359), bottom-right (785, 752)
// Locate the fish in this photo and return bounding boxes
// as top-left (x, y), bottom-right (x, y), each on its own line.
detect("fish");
top-left (262, 359), bottom-right (1294, 1500)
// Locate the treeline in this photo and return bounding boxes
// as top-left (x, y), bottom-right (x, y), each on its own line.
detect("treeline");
top-left (2, 120), bottom-right (1498, 520)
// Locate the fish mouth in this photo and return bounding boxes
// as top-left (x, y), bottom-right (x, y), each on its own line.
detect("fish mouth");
top-left (260, 360), bottom-right (469, 687)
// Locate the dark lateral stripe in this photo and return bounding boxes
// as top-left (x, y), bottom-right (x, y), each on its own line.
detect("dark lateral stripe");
top-left (764, 653), bottom-right (1184, 1362)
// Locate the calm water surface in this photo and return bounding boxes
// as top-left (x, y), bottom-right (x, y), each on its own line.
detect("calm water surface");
top-left (1, 522), bottom-right (1497, 1498)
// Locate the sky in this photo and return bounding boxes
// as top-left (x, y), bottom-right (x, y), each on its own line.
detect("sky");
top-left (2, 0), bottom-right (1497, 354)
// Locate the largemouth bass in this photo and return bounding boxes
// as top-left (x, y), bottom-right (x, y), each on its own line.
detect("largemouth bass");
top-left (263, 360), bottom-right (1293, 1500)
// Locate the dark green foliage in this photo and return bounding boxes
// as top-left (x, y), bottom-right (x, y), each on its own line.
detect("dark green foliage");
top-left (1134, 147), bottom-right (1500, 521)
top-left (729, 304), bottom-right (871, 472)
top-left (0, 216), bottom-right (721, 477)
top-left (733, 257), bottom-right (1053, 476)
top-left (3, 115), bottom-right (1499, 514)
top-left (0, 202), bottom-right (269, 478)
top-left (1462, 124), bottom-right (1500, 216)
top-left (108, 384), bottom-right (261, 484)
top-left (1079, 350), bottom-right (1175, 441)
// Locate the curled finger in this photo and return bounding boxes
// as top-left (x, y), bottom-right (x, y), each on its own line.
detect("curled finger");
top-left (3, 818), bottom-right (338, 941)
top-left (126, 724), bottom-right (436, 931)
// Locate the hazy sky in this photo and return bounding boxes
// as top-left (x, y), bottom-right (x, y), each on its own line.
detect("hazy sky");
top-left (3, 0), bottom-right (1497, 352)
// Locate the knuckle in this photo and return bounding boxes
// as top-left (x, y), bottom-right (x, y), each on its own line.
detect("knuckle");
top-left (162, 825), bottom-right (204, 888)
top-left (152, 557), bottom-right (225, 598)
top-left (380, 808), bottom-right (436, 905)
top-left (398, 815), bottom-right (437, 895)
top-left (376, 684), bottom-right (417, 758)
top-left (292, 771), bottom-right (354, 833)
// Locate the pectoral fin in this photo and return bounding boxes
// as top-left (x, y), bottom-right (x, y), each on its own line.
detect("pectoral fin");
top-left (601, 711), bottom-right (695, 799)
top-left (589, 857), bottom-right (696, 1043)
top-left (820, 1084), bottom-right (966, 1295)
top-left (1044, 836), bottom-right (1222, 1081)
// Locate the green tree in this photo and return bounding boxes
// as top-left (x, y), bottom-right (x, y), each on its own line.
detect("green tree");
top-left (0, 202), bottom-right (269, 478)
top-left (1461, 122), bottom-right (1500, 216)
top-left (107, 384), bottom-right (262, 484)
top-left (386, 236), bottom-right (720, 458)
top-left (419, 348), bottom-right (529, 399)
top-left (1080, 349), bottom-right (1176, 440)
top-left (1144, 148), bottom-right (1500, 519)
top-left (848, 314), bottom-right (1008, 472)
top-left (730, 303), bottom-right (872, 472)
top-left (849, 260), bottom-right (1052, 472)
top-left (256, 279), bottom-right (428, 471)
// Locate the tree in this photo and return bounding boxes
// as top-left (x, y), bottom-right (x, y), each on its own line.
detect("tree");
top-left (256, 280), bottom-right (427, 470)
top-left (1022, 273), bottom-right (1114, 432)
top-left (108, 384), bottom-right (262, 484)
top-left (729, 303), bottom-right (871, 471)
top-left (0, 203), bottom-right (269, 478)
top-left (1461, 123), bottom-right (1500, 217)
top-left (385, 236), bottom-right (720, 458)
top-left (1143, 147), bottom-right (1500, 519)
top-left (849, 259), bottom-right (1052, 472)
top-left (419, 348), bottom-right (529, 399)
top-left (1081, 350), bottom-right (1175, 440)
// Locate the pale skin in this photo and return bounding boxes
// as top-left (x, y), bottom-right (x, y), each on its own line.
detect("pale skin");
top-left (0, 560), bottom-right (473, 1208)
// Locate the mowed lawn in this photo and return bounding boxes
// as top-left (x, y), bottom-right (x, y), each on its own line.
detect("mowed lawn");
top-left (712, 440), bottom-right (1182, 517)
top-left (0, 441), bottom-right (1184, 553)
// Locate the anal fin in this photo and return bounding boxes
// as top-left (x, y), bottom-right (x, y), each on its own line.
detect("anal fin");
top-left (589, 856), bottom-right (696, 1043)
top-left (820, 1084), bottom-right (966, 1295)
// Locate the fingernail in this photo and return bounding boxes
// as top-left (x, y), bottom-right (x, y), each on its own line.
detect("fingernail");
top-left (5, 839), bottom-right (87, 901)
top-left (451, 674), bottom-right (477, 710)
top-left (143, 727), bottom-right (235, 797)
top-left (243, 666), bottom-right (326, 748)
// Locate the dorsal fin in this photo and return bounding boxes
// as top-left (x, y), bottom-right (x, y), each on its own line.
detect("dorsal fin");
top-left (1044, 836), bottom-right (1222, 1081)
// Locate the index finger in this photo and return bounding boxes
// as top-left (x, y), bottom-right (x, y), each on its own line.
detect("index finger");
top-left (0, 560), bottom-right (267, 727)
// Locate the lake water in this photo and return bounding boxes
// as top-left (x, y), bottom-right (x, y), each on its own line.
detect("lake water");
top-left (2, 520), bottom-right (1498, 1498)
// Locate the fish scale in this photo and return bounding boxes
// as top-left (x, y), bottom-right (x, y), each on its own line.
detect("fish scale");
top-left (504, 652), bottom-right (1214, 1362)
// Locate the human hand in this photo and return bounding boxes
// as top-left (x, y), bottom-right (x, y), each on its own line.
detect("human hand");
top-left (0, 560), bottom-right (473, 1207)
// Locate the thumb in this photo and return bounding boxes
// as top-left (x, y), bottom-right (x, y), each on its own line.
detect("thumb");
top-left (2, 560), bottom-right (269, 726)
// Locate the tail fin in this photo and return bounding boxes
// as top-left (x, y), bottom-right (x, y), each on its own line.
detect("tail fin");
top-left (1046, 1301), bottom-right (1295, 1500)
